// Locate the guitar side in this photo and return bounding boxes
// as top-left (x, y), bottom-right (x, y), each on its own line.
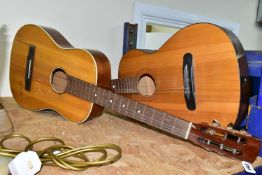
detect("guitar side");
top-left (9, 24), bottom-right (111, 123)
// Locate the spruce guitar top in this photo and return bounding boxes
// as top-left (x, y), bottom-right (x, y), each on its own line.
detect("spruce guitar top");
top-left (9, 24), bottom-right (260, 162)
top-left (112, 23), bottom-right (250, 129)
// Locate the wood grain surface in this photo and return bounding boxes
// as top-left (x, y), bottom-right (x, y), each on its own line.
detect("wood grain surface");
top-left (1, 97), bottom-right (261, 175)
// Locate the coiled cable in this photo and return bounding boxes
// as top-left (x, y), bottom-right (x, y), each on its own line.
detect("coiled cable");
top-left (0, 134), bottom-right (122, 171)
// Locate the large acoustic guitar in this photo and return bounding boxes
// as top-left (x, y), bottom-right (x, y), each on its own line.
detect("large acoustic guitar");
top-left (9, 24), bottom-right (259, 162)
top-left (112, 23), bottom-right (250, 129)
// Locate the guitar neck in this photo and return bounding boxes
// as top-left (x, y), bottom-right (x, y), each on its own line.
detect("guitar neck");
top-left (111, 78), bottom-right (139, 93)
top-left (65, 76), bottom-right (192, 140)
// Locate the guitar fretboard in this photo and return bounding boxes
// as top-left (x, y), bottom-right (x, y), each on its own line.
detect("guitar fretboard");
top-left (111, 78), bottom-right (139, 93)
top-left (65, 76), bottom-right (192, 140)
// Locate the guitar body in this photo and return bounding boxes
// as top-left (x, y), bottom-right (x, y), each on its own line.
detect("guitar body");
top-left (117, 23), bottom-right (249, 128)
top-left (10, 24), bottom-right (111, 123)
top-left (8, 25), bottom-right (260, 162)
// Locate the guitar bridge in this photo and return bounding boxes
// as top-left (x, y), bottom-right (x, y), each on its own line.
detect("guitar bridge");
top-left (183, 53), bottom-right (196, 110)
top-left (24, 45), bottom-right (35, 91)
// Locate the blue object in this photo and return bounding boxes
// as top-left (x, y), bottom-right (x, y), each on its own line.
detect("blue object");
top-left (247, 103), bottom-right (262, 157)
top-left (244, 51), bottom-right (262, 157)
top-left (245, 51), bottom-right (262, 105)
top-left (234, 166), bottom-right (262, 175)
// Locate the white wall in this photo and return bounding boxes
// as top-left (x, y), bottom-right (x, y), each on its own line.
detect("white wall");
top-left (0, 0), bottom-right (261, 96)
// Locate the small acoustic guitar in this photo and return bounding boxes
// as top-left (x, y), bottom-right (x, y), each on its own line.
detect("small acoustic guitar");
top-left (112, 23), bottom-right (250, 129)
top-left (9, 24), bottom-right (259, 162)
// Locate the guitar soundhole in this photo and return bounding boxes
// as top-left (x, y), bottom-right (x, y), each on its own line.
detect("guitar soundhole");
top-left (137, 75), bottom-right (156, 96)
top-left (51, 68), bottom-right (67, 94)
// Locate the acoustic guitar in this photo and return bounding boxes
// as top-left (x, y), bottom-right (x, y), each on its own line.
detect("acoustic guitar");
top-left (9, 24), bottom-right (259, 162)
top-left (112, 23), bottom-right (250, 129)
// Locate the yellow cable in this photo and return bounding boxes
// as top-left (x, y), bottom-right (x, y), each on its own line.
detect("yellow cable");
top-left (0, 134), bottom-right (122, 171)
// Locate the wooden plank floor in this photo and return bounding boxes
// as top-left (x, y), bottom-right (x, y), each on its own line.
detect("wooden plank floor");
top-left (0, 97), bottom-right (261, 175)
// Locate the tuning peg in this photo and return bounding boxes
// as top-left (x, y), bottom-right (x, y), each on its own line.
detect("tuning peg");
top-left (212, 120), bottom-right (221, 127)
top-left (226, 123), bottom-right (234, 130)
top-left (239, 129), bottom-right (252, 136)
top-left (239, 129), bottom-right (247, 133)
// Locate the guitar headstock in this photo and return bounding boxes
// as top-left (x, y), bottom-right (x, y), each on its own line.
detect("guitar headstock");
top-left (188, 123), bottom-right (260, 162)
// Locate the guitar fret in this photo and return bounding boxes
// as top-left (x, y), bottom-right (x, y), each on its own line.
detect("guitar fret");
top-left (160, 113), bottom-right (165, 129)
top-left (118, 79), bottom-right (121, 93)
top-left (78, 79), bottom-right (82, 97)
top-left (151, 109), bottom-right (155, 125)
top-left (121, 79), bottom-right (128, 93)
top-left (111, 80), bottom-right (116, 91)
top-left (78, 80), bottom-right (82, 97)
top-left (85, 84), bottom-right (89, 100)
top-left (69, 77), bottom-right (74, 95)
top-left (106, 91), bottom-right (112, 107)
top-left (104, 89), bottom-right (111, 108)
top-left (113, 93), bottom-right (118, 110)
top-left (80, 80), bottom-right (84, 98)
top-left (93, 85), bottom-right (99, 103)
top-left (130, 78), bottom-right (135, 93)
top-left (89, 83), bottom-right (94, 101)
top-left (151, 110), bottom-right (163, 129)
top-left (97, 87), bottom-right (104, 104)
top-left (66, 77), bottom-right (71, 93)
top-left (137, 103), bottom-right (145, 121)
top-left (127, 78), bottom-right (130, 93)
top-left (127, 101), bottom-right (137, 120)
top-left (161, 115), bottom-right (175, 133)
top-left (172, 117), bottom-right (178, 135)
top-left (72, 78), bottom-right (76, 96)
top-left (126, 78), bottom-right (129, 93)
top-left (82, 81), bottom-right (86, 98)
top-left (120, 79), bottom-right (123, 93)
top-left (99, 88), bottom-right (107, 107)
top-left (118, 96), bottom-right (123, 112)
top-left (122, 79), bottom-right (125, 93)
top-left (131, 78), bottom-right (133, 93)
top-left (141, 106), bottom-right (153, 124)
top-left (76, 79), bottom-right (80, 97)
top-left (123, 99), bottom-right (129, 115)
top-left (129, 102), bottom-right (138, 120)
top-left (128, 78), bottom-right (130, 93)
top-left (110, 92), bottom-right (116, 109)
top-left (171, 115), bottom-right (191, 138)
top-left (134, 77), bottom-right (138, 93)
top-left (119, 97), bottom-right (129, 115)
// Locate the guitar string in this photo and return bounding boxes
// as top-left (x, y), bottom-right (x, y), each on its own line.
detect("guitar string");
top-left (69, 76), bottom-right (220, 140)
top-left (52, 79), bottom-right (231, 142)
top-left (67, 78), bottom-right (191, 138)
top-left (51, 75), bottom-right (243, 156)
top-left (70, 85), bottom-right (243, 155)
top-left (53, 75), bottom-right (192, 95)
top-left (53, 72), bottom-right (235, 94)
top-left (75, 82), bottom-right (248, 156)
top-left (57, 75), bottom-right (210, 141)
top-left (67, 77), bottom-right (241, 148)
top-left (53, 75), bottom-right (189, 94)
top-left (114, 78), bottom-right (186, 92)
top-left (112, 77), bottom-right (236, 92)
top-left (113, 76), bottom-right (223, 84)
